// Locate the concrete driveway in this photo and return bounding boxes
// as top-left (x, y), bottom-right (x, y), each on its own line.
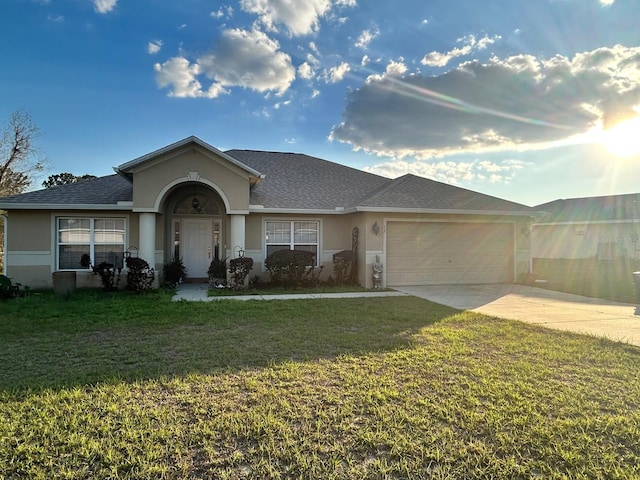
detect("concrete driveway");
top-left (396, 284), bottom-right (640, 347)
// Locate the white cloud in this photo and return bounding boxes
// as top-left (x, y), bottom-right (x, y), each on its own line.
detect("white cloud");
top-left (355, 26), bottom-right (379, 49)
top-left (600, 0), bottom-right (614, 5)
top-left (198, 28), bottom-right (295, 95)
top-left (421, 34), bottom-right (501, 67)
top-left (323, 62), bottom-right (350, 83)
top-left (298, 62), bottom-right (315, 80)
top-left (92, 0), bottom-right (117, 14)
top-left (211, 5), bottom-right (234, 19)
top-left (363, 158), bottom-right (530, 185)
top-left (366, 59), bottom-right (408, 82)
top-left (331, 45), bottom-right (640, 159)
top-left (240, 0), bottom-right (356, 36)
top-left (155, 28), bottom-right (296, 98)
top-left (147, 40), bottom-right (163, 55)
top-left (154, 57), bottom-right (224, 99)
top-left (240, 0), bottom-right (330, 36)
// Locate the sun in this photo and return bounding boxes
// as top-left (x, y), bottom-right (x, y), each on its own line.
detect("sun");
top-left (600, 115), bottom-right (640, 157)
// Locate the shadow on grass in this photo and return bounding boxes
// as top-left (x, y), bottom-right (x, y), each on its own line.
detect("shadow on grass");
top-left (0, 290), bottom-right (459, 392)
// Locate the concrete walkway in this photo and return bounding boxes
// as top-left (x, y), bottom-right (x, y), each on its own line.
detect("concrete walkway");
top-left (172, 283), bottom-right (409, 302)
top-left (397, 284), bottom-right (640, 347)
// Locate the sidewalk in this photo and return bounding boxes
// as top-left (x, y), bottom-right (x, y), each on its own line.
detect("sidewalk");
top-left (172, 283), bottom-right (409, 302)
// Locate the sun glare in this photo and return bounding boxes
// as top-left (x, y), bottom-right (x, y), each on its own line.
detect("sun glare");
top-left (600, 115), bottom-right (640, 157)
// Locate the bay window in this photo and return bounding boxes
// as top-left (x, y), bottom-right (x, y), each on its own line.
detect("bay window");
top-left (265, 220), bottom-right (319, 265)
top-left (57, 218), bottom-right (125, 270)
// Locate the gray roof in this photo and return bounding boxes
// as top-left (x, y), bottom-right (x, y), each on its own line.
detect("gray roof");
top-left (0, 138), bottom-right (532, 215)
top-left (536, 193), bottom-right (640, 222)
top-left (226, 149), bottom-right (389, 210)
top-left (0, 174), bottom-right (132, 207)
top-left (358, 174), bottom-right (531, 212)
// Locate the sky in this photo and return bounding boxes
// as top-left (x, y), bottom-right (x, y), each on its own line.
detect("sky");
top-left (1, 0), bottom-right (640, 207)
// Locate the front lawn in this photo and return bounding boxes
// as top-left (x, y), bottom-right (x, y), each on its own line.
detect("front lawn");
top-left (1, 291), bottom-right (639, 479)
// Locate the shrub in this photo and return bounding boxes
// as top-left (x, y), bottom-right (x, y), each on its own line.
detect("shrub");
top-left (125, 257), bottom-right (155, 293)
top-left (265, 249), bottom-right (323, 287)
top-left (162, 257), bottom-right (186, 288)
top-left (93, 262), bottom-right (121, 291)
top-left (229, 257), bottom-right (253, 290)
top-left (332, 250), bottom-right (356, 285)
top-left (208, 257), bottom-right (227, 287)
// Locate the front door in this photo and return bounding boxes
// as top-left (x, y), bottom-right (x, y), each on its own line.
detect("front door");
top-left (182, 218), bottom-right (213, 279)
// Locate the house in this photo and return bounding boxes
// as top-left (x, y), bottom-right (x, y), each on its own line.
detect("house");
top-left (0, 136), bottom-right (534, 289)
top-left (533, 193), bottom-right (640, 262)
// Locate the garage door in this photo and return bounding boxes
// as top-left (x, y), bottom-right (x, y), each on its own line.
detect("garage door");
top-left (386, 222), bottom-right (514, 286)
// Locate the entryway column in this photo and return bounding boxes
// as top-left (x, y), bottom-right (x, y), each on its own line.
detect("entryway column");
top-left (230, 214), bottom-right (246, 257)
top-left (139, 213), bottom-right (156, 267)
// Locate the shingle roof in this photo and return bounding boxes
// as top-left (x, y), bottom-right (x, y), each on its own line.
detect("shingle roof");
top-left (225, 150), bottom-right (389, 210)
top-left (0, 174), bottom-right (132, 207)
top-left (0, 138), bottom-right (532, 215)
top-left (536, 193), bottom-right (640, 222)
top-left (358, 174), bottom-right (531, 212)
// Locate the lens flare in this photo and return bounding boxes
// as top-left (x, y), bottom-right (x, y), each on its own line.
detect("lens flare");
top-left (600, 115), bottom-right (640, 158)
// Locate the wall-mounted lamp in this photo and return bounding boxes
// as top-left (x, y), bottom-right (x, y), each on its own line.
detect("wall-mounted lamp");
top-left (372, 221), bottom-right (380, 236)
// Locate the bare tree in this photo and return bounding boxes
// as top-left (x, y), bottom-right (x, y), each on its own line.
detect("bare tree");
top-left (0, 110), bottom-right (44, 197)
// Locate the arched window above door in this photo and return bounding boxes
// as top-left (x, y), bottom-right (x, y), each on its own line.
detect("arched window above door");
top-left (172, 190), bottom-right (221, 215)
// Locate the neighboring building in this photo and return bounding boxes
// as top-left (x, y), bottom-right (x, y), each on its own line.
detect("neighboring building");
top-left (0, 136), bottom-right (534, 289)
top-left (533, 193), bottom-right (640, 262)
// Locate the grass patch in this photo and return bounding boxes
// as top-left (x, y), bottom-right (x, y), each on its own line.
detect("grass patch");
top-left (207, 284), bottom-right (381, 296)
top-left (1, 291), bottom-right (640, 478)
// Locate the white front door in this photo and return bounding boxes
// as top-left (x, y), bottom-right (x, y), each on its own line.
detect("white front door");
top-left (182, 218), bottom-right (213, 278)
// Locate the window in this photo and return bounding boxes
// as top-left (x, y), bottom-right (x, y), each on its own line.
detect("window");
top-left (265, 220), bottom-right (319, 264)
top-left (58, 218), bottom-right (125, 270)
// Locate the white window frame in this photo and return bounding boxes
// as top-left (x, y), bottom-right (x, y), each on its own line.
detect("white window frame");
top-left (264, 219), bottom-right (320, 266)
top-left (56, 217), bottom-right (127, 271)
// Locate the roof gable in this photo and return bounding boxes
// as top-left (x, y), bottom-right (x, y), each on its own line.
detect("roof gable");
top-left (116, 136), bottom-right (263, 184)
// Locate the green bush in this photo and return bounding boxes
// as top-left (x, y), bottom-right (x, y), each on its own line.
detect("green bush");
top-left (208, 257), bottom-right (227, 286)
top-left (92, 262), bottom-right (121, 291)
top-left (265, 249), bottom-right (323, 287)
top-left (125, 257), bottom-right (155, 294)
top-left (228, 257), bottom-right (253, 290)
top-left (332, 249), bottom-right (356, 285)
top-left (162, 257), bottom-right (186, 287)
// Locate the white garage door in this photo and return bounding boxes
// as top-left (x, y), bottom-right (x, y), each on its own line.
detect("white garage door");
top-left (386, 222), bottom-right (514, 286)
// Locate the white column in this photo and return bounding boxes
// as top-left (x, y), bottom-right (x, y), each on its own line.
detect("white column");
top-left (230, 214), bottom-right (246, 258)
top-left (138, 213), bottom-right (156, 266)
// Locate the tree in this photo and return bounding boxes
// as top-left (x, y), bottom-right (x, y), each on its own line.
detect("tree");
top-left (42, 173), bottom-right (97, 189)
top-left (0, 110), bottom-right (44, 197)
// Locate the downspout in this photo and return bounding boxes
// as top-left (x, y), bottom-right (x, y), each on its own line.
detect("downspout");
top-left (0, 213), bottom-right (6, 275)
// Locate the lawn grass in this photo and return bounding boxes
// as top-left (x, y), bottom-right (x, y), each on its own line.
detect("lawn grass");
top-left (207, 284), bottom-right (379, 296)
top-left (1, 291), bottom-right (640, 479)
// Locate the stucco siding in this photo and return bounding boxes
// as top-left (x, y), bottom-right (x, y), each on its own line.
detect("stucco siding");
top-left (6, 211), bottom-right (51, 251)
top-left (131, 148), bottom-right (251, 211)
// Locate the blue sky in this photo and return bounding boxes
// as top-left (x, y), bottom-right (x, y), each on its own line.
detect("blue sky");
top-left (2, 0), bottom-right (639, 206)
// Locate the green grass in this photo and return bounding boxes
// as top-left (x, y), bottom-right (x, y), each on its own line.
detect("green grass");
top-left (1, 291), bottom-right (640, 479)
top-left (207, 284), bottom-right (381, 296)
